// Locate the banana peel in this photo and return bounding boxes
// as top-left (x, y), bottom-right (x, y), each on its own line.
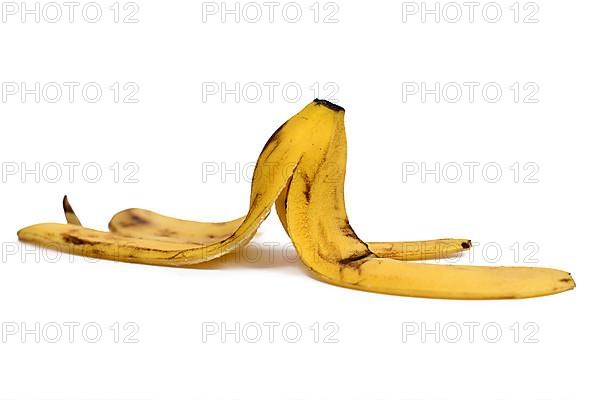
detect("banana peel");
top-left (18, 100), bottom-right (575, 299)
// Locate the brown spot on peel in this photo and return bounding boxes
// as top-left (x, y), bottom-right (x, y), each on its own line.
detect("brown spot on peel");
top-left (156, 229), bottom-right (178, 237)
top-left (130, 214), bottom-right (149, 225)
top-left (62, 234), bottom-right (98, 246)
top-left (119, 213), bottom-right (150, 227)
top-left (301, 172), bottom-right (312, 203)
top-left (339, 252), bottom-right (371, 266)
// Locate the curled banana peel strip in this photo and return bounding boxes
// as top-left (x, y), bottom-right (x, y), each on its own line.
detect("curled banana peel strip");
top-left (18, 100), bottom-right (575, 299)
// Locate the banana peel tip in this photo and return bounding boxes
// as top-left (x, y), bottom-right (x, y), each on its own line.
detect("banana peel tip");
top-left (314, 98), bottom-right (344, 112)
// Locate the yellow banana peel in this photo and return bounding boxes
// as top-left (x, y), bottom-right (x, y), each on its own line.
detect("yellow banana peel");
top-left (18, 100), bottom-right (575, 299)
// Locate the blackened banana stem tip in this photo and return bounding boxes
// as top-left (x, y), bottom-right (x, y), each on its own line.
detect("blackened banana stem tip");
top-left (314, 99), bottom-right (345, 112)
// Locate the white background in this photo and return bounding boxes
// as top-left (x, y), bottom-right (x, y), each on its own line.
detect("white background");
top-left (1, 0), bottom-right (599, 399)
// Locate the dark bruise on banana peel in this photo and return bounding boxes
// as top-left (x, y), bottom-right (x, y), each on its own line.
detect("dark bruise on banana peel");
top-left (16, 99), bottom-right (576, 300)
